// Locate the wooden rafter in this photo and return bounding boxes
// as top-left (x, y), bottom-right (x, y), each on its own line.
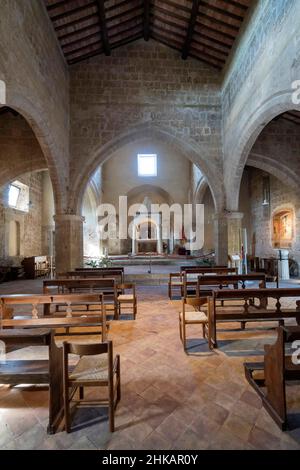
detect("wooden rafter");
top-left (182, 0), bottom-right (200, 60)
top-left (143, 0), bottom-right (150, 41)
top-left (96, 0), bottom-right (111, 56)
top-left (44, 0), bottom-right (252, 68)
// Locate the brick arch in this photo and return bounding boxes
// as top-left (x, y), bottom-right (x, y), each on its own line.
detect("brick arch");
top-left (193, 178), bottom-right (210, 205)
top-left (224, 92), bottom-right (300, 211)
top-left (0, 163), bottom-right (48, 188)
top-left (71, 123), bottom-right (224, 215)
top-left (2, 96), bottom-right (66, 213)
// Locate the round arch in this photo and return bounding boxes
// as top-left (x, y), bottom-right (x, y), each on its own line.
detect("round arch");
top-left (225, 92), bottom-right (300, 211)
top-left (247, 153), bottom-right (300, 193)
top-left (126, 184), bottom-right (174, 206)
top-left (71, 123), bottom-right (224, 215)
top-left (1, 96), bottom-right (66, 213)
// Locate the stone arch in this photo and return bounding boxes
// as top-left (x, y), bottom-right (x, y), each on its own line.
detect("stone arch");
top-left (225, 92), bottom-right (300, 211)
top-left (72, 123), bottom-right (224, 215)
top-left (1, 97), bottom-right (65, 212)
top-left (193, 178), bottom-right (209, 205)
top-left (126, 184), bottom-right (174, 206)
top-left (247, 153), bottom-right (300, 193)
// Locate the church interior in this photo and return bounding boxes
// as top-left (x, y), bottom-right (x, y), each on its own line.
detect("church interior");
top-left (0, 0), bottom-right (300, 451)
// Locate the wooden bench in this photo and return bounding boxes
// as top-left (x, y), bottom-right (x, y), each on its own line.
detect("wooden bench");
top-left (207, 288), bottom-right (300, 349)
top-left (0, 293), bottom-right (108, 340)
top-left (196, 273), bottom-right (267, 298)
top-left (168, 267), bottom-right (238, 299)
top-left (64, 269), bottom-right (124, 285)
top-left (43, 278), bottom-right (118, 318)
top-left (244, 325), bottom-right (300, 430)
top-left (0, 328), bottom-right (63, 434)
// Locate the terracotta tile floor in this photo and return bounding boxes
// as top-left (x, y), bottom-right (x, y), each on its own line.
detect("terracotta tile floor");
top-left (0, 279), bottom-right (300, 450)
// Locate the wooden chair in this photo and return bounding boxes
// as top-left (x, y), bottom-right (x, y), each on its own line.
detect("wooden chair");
top-left (179, 297), bottom-right (208, 352)
top-left (63, 341), bottom-right (121, 433)
top-left (168, 273), bottom-right (183, 299)
top-left (116, 283), bottom-right (137, 319)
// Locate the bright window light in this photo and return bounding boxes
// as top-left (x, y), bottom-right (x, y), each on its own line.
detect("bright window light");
top-left (138, 154), bottom-right (157, 177)
top-left (8, 184), bottom-right (20, 208)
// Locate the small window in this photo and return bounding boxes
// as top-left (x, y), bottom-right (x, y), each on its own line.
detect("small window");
top-left (8, 184), bottom-right (20, 208)
top-left (8, 180), bottom-right (29, 212)
top-left (137, 154), bottom-right (157, 177)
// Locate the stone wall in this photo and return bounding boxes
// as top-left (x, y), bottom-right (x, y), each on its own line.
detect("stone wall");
top-left (248, 118), bottom-right (300, 188)
top-left (69, 39), bottom-right (224, 212)
top-left (0, 0), bottom-right (69, 210)
top-left (222, 0), bottom-right (300, 209)
top-left (0, 112), bottom-right (46, 187)
top-left (0, 172), bottom-right (44, 264)
top-left (241, 167), bottom-right (300, 271)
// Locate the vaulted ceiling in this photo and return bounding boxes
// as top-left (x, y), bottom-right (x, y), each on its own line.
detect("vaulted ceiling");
top-left (44, 0), bottom-right (252, 68)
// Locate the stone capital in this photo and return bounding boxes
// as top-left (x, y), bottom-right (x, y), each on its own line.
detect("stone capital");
top-left (225, 211), bottom-right (244, 220)
top-left (53, 214), bottom-right (85, 223)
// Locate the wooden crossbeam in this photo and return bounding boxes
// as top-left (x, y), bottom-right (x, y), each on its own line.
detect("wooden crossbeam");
top-left (182, 0), bottom-right (200, 60)
top-left (96, 0), bottom-right (111, 56)
top-left (143, 0), bottom-right (151, 41)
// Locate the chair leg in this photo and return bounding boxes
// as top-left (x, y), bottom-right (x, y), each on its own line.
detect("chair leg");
top-left (179, 315), bottom-right (182, 341)
top-left (134, 301), bottom-right (137, 319)
top-left (108, 381), bottom-right (115, 432)
top-left (182, 322), bottom-right (187, 351)
top-left (64, 386), bottom-right (71, 433)
top-left (79, 386), bottom-right (84, 400)
top-left (202, 323), bottom-right (206, 339)
top-left (116, 355), bottom-right (121, 403)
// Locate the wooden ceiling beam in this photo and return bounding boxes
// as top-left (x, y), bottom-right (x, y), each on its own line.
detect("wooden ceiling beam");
top-left (150, 13), bottom-right (187, 37)
top-left (68, 48), bottom-right (103, 65)
top-left (55, 13), bottom-right (98, 32)
top-left (195, 20), bottom-right (235, 40)
top-left (58, 22), bottom-right (100, 41)
top-left (200, 1), bottom-right (243, 23)
top-left (182, 0), bottom-right (200, 60)
top-left (106, 6), bottom-right (143, 25)
top-left (109, 22), bottom-right (143, 41)
top-left (193, 30), bottom-right (231, 50)
top-left (46, 0), bottom-right (75, 12)
top-left (50, 1), bottom-right (96, 22)
top-left (110, 33), bottom-right (143, 50)
top-left (62, 30), bottom-right (101, 50)
top-left (96, 0), bottom-right (111, 56)
top-left (143, 0), bottom-right (151, 41)
top-left (65, 39), bottom-right (102, 57)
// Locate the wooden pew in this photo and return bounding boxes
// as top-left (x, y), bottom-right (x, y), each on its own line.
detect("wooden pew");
top-left (168, 266), bottom-right (238, 299)
top-left (244, 326), bottom-right (300, 430)
top-left (207, 288), bottom-right (300, 349)
top-left (43, 278), bottom-right (118, 318)
top-left (0, 293), bottom-right (108, 340)
top-left (0, 328), bottom-right (63, 434)
top-left (64, 268), bottom-right (124, 285)
top-left (196, 273), bottom-right (267, 298)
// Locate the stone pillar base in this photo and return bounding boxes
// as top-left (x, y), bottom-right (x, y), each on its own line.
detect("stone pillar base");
top-left (54, 214), bottom-right (84, 273)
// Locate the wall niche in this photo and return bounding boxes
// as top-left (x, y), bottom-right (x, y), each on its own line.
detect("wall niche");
top-left (272, 208), bottom-right (294, 248)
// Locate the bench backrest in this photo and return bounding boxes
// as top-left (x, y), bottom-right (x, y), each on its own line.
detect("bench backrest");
top-left (197, 273), bottom-right (266, 292)
top-left (180, 266), bottom-right (236, 274)
top-left (76, 267), bottom-right (124, 273)
top-left (43, 278), bottom-right (116, 293)
top-left (0, 293), bottom-right (104, 320)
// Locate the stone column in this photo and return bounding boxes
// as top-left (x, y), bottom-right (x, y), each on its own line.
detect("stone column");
top-left (213, 213), bottom-right (228, 266)
top-left (54, 214), bottom-right (84, 273)
top-left (131, 223), bottom-right (136, 255)
top-left (227, 212), bottom-right (244, 256)
top-left (157, 213), bottom-right (163, 254)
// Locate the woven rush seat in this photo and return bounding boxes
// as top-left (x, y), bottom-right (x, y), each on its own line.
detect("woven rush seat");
top-left (179, 310), bottom-right (207, 322)
top-left (118, 294), bottom-right (134, 301)
top-left (70, 354), bottom-right (108, 382)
